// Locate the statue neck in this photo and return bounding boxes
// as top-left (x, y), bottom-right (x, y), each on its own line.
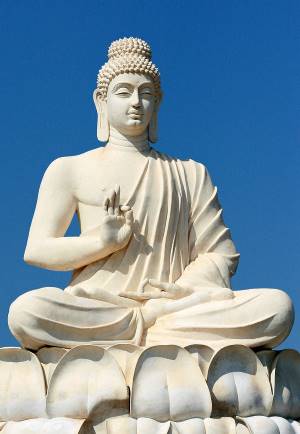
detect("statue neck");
top-left (106, 128), bottom-right (150, 152)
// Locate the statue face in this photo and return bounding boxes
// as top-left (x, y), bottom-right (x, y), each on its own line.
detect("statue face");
top-left (106, 73), bottom-right (156, 136)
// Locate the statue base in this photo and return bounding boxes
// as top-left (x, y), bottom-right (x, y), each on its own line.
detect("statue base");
top-left (0, 344), bottom-right (299, 433)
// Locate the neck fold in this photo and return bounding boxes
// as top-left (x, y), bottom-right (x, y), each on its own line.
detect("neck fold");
top-left (106, 129), bottom-right (150, 152)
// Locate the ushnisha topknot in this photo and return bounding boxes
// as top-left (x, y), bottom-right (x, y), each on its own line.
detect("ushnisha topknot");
top-left (108, 37), bottom-right (152, 60)
top-left (97, 37), bottom-right (161, 102)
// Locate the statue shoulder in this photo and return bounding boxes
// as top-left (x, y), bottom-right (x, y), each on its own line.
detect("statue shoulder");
top-left (153, 150), bottom-right (208, 176)
top-left (181, 159), bottom-right (212, 185)
top-left (42, 148), bottom-right (101, 186)
top-left (153, 151), bottom-right (213, 188)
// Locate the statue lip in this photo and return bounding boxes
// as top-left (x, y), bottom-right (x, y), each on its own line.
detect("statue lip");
top-left (128, 112), bottom-right (143, 119)
top-left (128, 109), bottom-right (143, 116)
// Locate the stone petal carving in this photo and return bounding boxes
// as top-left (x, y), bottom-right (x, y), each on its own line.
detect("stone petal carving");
top-left (137, 418), bottom-right (170, 434)
top-left (185, 345), bottom-right (215, 378)
top-left (47, 345), bottom-right (128, 419)
top-left (271, 417), bottom-right (296, 434)
top-left (270, 350), bottom-right (300, 419)
top-left (36, 347), bottom-right (68, 387)
top-left (239, 416), bottom-right (280, 434)
top-left (172, 419), bottom-right (206, 433)
top-left (108, 344), bottom-right (143, 384)
top-left (86, 416), bottom-right (136, 434)
top-left (239, 416), bottom-right (300, 434)
top-left (0, 418), bottom-right (85, 433)
top-left (236, 422), bottom-right (251, 434)
top-left (137, 417), bottom-right (206, 434)
top-left (204, 417), bottom-right (237, 434)
top-left (256, 350), bottom-right (278, 378)
top-left (291, 421), bottom-right (300, 434)
top-left (0, 347), bottom-right (46, 421)
top-left (130, 345), bottom-right (211, 421)
top-left (207, 345), bottom-right (273, 417)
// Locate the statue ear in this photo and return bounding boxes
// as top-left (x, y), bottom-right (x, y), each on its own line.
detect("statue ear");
top-left (148, 93), bottom-right (162, 144)
top-left (93, 89), bottom-right (109, 142)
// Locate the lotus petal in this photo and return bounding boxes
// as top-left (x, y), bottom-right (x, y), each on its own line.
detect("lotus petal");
top-left (108, 344), bottom-right (143, 384)
top-left (47, 345), bottom-right (128, 419)
top-left (271, 417), bottom-right (295, 434)
top-left (36, 347), bottom-right (68, 387)
top-left (1, 418), bottom-right (85, 433)
top-left (185, 344), bottom-right (214, 378)
top-left (92, 416), bottom-right (137, 434)
top-left (236, 422), bottom-right (251, 434)
top-left (291, 421), bottom-right (300, 434)
top-left (207, 345), bottom-right (273, 417)
top-left (204, 417), bottom-right (236, 434)
top-left (270, 350), bottom-right (300, 419)
top-left (137, 418), bottom-right (170, 434)
top-left (241, 416), bottom-right (280, 434)
top-left (172, 418), bottom-right (205, 433)
top-left (131, 345), bottom-right (211, 421)
top-left (0, 347), bottom-right (46, 421)
top-left (256, 350), bottom-right (278, 379)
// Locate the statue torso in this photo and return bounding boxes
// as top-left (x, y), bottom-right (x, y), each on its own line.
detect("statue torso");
top-left (72, 146), bottom-right (150, 233)
top-left (67, 146), bottom-right (192, 294)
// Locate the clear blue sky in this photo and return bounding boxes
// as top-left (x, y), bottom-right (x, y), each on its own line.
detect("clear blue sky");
top-left (0, 1), bottom-right (299, 349)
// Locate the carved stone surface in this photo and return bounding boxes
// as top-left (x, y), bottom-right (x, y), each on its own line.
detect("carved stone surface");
top-left (0, 348), bottom-right (46, 421)
top-left (7, 38), bottom-right (294, 352)
top-left (2, 36), bottom-right (299, 434)
top-left (0, 345), bottom-right (299, 433)
top-left (270, 350), bottom-right (300, 418)
top-left (207, 345), bottom-right (273, 417)
top-left (0, 418), bottom-right (85, 434)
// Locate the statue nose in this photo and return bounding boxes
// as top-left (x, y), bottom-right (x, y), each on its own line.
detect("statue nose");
top-left (131, 90), bottom-right (141, 107)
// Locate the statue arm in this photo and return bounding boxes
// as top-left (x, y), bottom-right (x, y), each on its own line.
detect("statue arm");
top-left (24, 158), bottom-right (117, 271)
top-left (176, 162), bottom-right (240, 291)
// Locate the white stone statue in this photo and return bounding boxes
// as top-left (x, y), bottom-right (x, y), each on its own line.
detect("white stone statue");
top-left (8, 37), bottom-right (294, 351)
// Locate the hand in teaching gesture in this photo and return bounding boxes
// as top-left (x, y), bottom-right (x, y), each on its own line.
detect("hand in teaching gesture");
top-left (100, 185), bottom-right (134, 252)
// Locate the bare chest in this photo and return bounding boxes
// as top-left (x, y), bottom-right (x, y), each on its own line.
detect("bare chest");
top-left (74, 154), bottom-right (148, 231)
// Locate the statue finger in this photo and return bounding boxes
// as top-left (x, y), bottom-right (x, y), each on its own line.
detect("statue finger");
top-left (103, 197), bottom-right (109, 214)
top-left (148, 279), bottom-right (169, 292)
top-left (108, 190), bottom-right (116, 215)
top-left (143, 291), bottom-right (173, 299)
top-left (120, 205), bottom-right (130, 212)
top-left (125, 209), bottom-right (134, 226)
top-left (137, 278), bottom-right (149, 294)
top-left (72, 286), bottom-right (87, 297)
top-left (119, 292), bottom-right (150, 301)
top-left (114, 185), bottom-right (120, 215)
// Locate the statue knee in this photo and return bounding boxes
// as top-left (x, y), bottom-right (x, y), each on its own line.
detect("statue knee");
top-left (269, 289), bottom-right (294, 337)
top-left (8, 290), bottom-right (39, 344)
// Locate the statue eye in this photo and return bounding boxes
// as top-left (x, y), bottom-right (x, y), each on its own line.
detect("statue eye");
top-left (140, 88), bottom-right (153, 96)
top-left (115, 88), bottom-right (131, 96)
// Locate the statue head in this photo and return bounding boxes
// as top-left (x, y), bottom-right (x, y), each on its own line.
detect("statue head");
top-left (93, 37), bottom-right (162, 143)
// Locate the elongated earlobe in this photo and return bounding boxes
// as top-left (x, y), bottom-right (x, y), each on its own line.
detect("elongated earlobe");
top-left (93, 90), bottom-right (109, 142)
top-left (148, 111), bottom-right (158, 143)
top-left (149, 95), bottom-right (162, 144)
top-left (97, 101), bottom-right (109, 142)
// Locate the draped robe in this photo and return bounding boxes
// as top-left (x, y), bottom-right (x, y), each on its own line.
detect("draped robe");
top-left (8, 149), bottom-right (294, 350)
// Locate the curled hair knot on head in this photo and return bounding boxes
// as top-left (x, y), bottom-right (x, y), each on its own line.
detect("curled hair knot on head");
top-left (96, 37), bottom-right (161, 102)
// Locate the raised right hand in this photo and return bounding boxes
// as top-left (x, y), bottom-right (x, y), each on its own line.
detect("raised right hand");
top-left (99, 185), bottom-right (134, 252)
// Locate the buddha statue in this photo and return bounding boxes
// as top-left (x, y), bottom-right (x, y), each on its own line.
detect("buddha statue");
top-left (8, 37), bottom-right (294, 351)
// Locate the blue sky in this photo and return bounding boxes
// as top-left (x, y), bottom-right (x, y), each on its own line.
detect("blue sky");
top-left (0, 0), bottom-right (299, 349)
